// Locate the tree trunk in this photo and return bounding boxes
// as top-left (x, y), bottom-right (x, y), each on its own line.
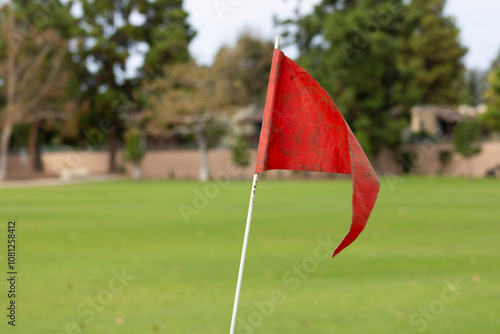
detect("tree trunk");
top-left (466, 158), bottom-right (474, 179)
top-left (195, 132), bottom-right (210, 182)
top-left (132, 163), bottom-right (142, 180)
top-left (1, 3), bottom-right (15, 181)
top-left (108, 128), bottom-right (117, 172)
top-left (0, 122), bottom-right (13, 181)
top-left (28, 120), bottom-right (43, 173)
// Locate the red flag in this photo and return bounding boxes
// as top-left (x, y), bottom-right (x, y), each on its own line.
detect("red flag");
top-left (256, 49), bottom-right (380, 257)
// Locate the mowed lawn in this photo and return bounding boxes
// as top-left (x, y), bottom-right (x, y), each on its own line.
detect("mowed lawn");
top-left (0, 177), bottom-right (499, 333)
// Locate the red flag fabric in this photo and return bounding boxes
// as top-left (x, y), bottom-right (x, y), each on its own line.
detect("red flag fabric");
top-left (256, 49), bottom-right (380, 257)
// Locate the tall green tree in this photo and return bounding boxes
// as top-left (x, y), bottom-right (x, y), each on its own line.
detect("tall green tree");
top-left (461, 69), bottom-right (487, 106)
top-left (212, 32), bottom-right (273, 105)
top-left (74, 0), bottom-right (195, 172)
top-left (482, 65), bottom-right (500, 135)
top-left (0, 0), bottom-right (78, 180)
top-left (123, 128), bottom-right (146, 180)
top-left (491, 48), bottom-right (500, 70)
top-left (231, 135), bottom-right (250, 170)
top-left (397, 0), bottom-right (467, 109)
top-left (142, 61), bottom-right (228, 182)
top-left (453, 118), bottom-right (481, 178)
top-left (280, 0), bottom-right (406, 157)
top-left (280, 0), bottom-right (467, 156)
top-left (142, 34), bottom-right (272, 181)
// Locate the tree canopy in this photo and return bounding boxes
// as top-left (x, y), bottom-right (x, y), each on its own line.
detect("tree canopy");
top-left (73, 0), bottom-right (195, 171)
top-left (0, 0), bottom-right (78, 179)
top-left (142, 34), bottom-right (273, 181)
top-left (482, 64), bottom-right (500, 134)
top-left (279, 0), bottom-right (467, 156)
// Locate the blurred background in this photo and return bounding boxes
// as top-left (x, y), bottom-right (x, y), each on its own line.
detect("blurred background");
top-left (1, 2), bottom-right (500, 333)
top-left (0, 0), bottom-right (499, 182)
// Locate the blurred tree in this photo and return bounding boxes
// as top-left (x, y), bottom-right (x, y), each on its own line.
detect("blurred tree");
top-left (123, 128), bottom-right (146, 180)
top-left (212, 32), bottom-right (273, 105)
top-left (212, 33), bottom-right (273, 157)
top-left (279, 0), bottom-right (467, 157)
top-left (453, 118), bottom-right (481, 178)
top-left (491, 48), bottom-right (500, 71)
top-left (482, 65), bottom-right (500, 135)
top-left (74, 0), bottom-right (195, 172)
top-left (461, 69), bottom-right (487, 106)
top-left (279, 0), bottom-right (407, 157)
top-left (397, 0), bottom-right (467, 109)
top-left (0, 0), bottom-right (78, 180)
top-left (142, 34), bottom-right (272, 181)
top-left (142, 61), bottom-right (240, 182)
top-left (231, 135), bottom-right (250, 170)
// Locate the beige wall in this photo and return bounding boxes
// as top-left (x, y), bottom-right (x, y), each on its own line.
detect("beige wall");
top-left (376, 141), bottom-right (500, 177)
top-left (6, 141), bottom-right (500, 180)
top-left (435, 141), bottom-right (500, 177)
top-left (123, 150), bottom-right (331, 180)
top-left (6, 150), bottom-right (120, 180)
top-left (6, 148), bottom-right (304, 180)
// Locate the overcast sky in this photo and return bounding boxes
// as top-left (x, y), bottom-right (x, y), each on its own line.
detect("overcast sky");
top-left (184, 0), bottom-right (500, 71)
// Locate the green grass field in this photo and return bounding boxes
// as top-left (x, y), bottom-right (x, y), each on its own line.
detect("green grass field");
top-left (0, 177), bottom-right (499, 333)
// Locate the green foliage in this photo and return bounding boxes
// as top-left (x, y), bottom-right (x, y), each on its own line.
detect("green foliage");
top-left (205, 119), bottom-right (227, 149)
top-left (280, 0), bottom-right (406, 155)
top-left (142, 61), bottom-right (218, 137)
top-left (482, 66), bottom-right (500, 133)
top-left (9, 124), bottom-right (31, 149)
top-left (462, 69), bottom-right (487, 106)
top-left (399, 150), bottom-right (416, 174)
top-left (439, 149), bottom-right (452, 167)
top-left (453, 118), bottom-right (482, 158)
top-left (212, 32), bottom-right (273, 105)
top-left (73, 0), bottom-right (195, 169)
top-left (142, 34), bottom-right (272, 144)
top-left (280, 0), bottom-right (467, 155)
top-left (397, 0), bottom-right (467, 108)
top-left (482, 108), bottom-right (500, 134)
top-left (123, 129), bottom-right (145, 163)
top-left (0, 0), bottom-right (81, 175)
top-left (407, 130), bottom-right (435, 144)
top-left (231, 136), bottom-right (251, 168)
top-left (0, 0), bottom-right (79, 107)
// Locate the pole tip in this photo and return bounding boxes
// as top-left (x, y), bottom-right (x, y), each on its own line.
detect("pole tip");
top-left (274, 36), bottom-right (280, 50)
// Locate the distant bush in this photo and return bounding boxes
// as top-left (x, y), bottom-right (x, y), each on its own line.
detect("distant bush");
top-left (399, 151), bottom-right (416, 174)
top-left (231, 136), bottom-right (250, 168)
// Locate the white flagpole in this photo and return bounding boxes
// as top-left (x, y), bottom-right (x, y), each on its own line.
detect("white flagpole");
top-left (229, 36), bottom-right (280, 334)
top-left (229, 173), bottom-right (259, 333)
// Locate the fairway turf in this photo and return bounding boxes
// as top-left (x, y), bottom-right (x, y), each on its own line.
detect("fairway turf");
top-left (0, 177), bottom-right (499, 333)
